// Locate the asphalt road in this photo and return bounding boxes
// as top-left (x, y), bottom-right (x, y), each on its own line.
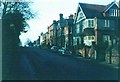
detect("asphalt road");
top-left (2, 47), bottom-right (119, 80)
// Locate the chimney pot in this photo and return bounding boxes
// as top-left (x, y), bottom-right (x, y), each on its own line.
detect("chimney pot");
top-left (69, 14), bottom-right (73, 19)
top-left (59, 13), bottom-right (63, 19)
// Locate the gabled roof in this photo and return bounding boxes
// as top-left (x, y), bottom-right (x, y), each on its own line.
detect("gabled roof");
top-left (103, 1), bottom-right (119, 12)
top-left (79, 3), bottom-right (106, 18)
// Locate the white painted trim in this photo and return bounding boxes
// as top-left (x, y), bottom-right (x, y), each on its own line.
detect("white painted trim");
top-left (75, 3), bottom-right (86, 23)
top-left (104, 1), bottom-right (119, 12)
top-left (74, 3), bottom-right (80, 23)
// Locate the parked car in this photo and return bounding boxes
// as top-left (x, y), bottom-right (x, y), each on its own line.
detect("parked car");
top-left (58, 47), bottom-right (72, 55)
top-left (58, 47), bottom-right (66, 55)
top-left (50, 46), bottom-right (59, 52)
top-left (65, 48), bottom-right (72, 55)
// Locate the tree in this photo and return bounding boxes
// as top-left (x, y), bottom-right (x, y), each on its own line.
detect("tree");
top-left (2, 1), bottom-right (34, 53)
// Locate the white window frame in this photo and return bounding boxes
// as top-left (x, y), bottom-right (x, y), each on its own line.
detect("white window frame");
top-left (109, 9), bottom-right (113, 16)
top-left (117, 10), bottom-right (120, 16)
top-left (88, 36), bottom-right (91, 40)
top-left (76, 24), bottom-right (80, 33)
top-left (87, 19), bottom-right (94, 28)
top-left (116, 9), bottom-right (118, 16)
top-left (109, 9), bottom-right (118, 17)
top-left (105, 20), bottom-right (110, 27)
top-left (113, 9), bottom-right (115, 16)
top-left (84, 36), bottom-right (87, 40)
top-left (103, 35), bottom-right (110, 42)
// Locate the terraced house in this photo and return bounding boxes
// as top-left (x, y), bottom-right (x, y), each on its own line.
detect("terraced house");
top-left (41, 1), bottom-right (119, 64)
top-left (47, 14), bottom-right (74, 49)
top-left (74, 1), bottom-right (119, 62)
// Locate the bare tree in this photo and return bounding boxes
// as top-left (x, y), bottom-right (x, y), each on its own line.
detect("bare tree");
top-left (2, 1), bottom-right (35, 53)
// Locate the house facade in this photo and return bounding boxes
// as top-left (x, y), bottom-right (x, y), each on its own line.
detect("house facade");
top-left (48, 24), bottom-right (53, 46)
top-left (65, 15), bottom-right (74, 50)
top-left (48, 13), bottom-right (74, 49)
top-left (41, 1), bottom-right (119, 64)
top-left (57, 14), bottom-right (66, 47)
top-left (41, 32), bottom-right (47, 47)
top-left (74, 1), bottom-right (119, 61)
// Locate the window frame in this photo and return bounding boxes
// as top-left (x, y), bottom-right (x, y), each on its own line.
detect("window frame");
top-left (109, 9), bottom-right (118, 17)
top-left (104, 20), bottom-right (110, 27)
top-left (87, 19), bottom-right (94, 28)
top-left (76, 24), bottom-right (80, 33)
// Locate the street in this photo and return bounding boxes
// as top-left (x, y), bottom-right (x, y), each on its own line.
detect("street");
top-left (2, 47), bottom-right (119, 80)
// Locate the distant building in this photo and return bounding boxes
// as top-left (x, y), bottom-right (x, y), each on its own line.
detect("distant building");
top-left (64, 14), bottom-right (74, 49)
top-left (57, 13), bottom-right (66, 47)
top-left (41, 32), bottom-right (48, 48)
top-left (46, 13), bottom-right (74, 49)
top-left (47, 20), bottom-right (58, 47)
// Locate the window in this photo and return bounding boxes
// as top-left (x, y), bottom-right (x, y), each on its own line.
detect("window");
top-left (84, 37), bottom-right (87, 40)
top-left (64, 27), bottom-right (68, 35)
top-left (104, 20), bottom-right (109, 27)
top-left (77, 38), bottom-right (79, 45)
top-left (109, 9), bottom-right (114, 16)
top-left (87, 19), bottom-right (94, 27)
top-left (115, 9), bottom-right (118, 16)
top-left (117, 10), bottom-right (120, 16)
top-left (87, 36), bottom-right (94, 40)
top-left (88, 36), bottom-right (91, 40)
top-left (103, 35), bottom-right (110, 42)
top-left (76, 24), bottom-right (80, 33)
top-left (77, 11), bottom-right (84, 21)
top-left (92, 36), bottom-right (94, 40)
top-left (109, 9), bottom-right (118, 17)
top-left (70, 27), bottom-right (72, 34)
top-left (50, 30), bottom-right (53, 37)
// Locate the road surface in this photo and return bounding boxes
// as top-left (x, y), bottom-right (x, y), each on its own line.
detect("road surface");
top-left (2, 47), bottom-right (119, 80)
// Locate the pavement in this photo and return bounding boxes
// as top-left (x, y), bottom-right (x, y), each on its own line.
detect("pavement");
top-left (73, 56), bottom-right (119, 69)
top-left (98, 61), bottom-right (119, 69)
top-left (47, 48), bottom-right (119, 70)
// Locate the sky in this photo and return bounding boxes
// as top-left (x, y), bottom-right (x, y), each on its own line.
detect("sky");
top-left (19, 0), bottom-right (119, 46)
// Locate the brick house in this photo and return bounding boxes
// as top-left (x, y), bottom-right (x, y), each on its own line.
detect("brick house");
top-left (41, 32), bottom-right (48, 48)
top-left (57, 14), bottom-right (66, 47)
top-left (47, 20), bottom-right (59, 47)
top-left (48, 23), bottom-right (54, 46)
top-left (74, 1), bottom-right (119, 61)
top-left (57, 14), bottom-right (74, 49)
top-left (64, 15), bottom-right (74, 50)
top-left (46, 14), bottom-right (74, 50)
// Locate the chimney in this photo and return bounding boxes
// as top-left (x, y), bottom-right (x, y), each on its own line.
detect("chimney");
top-left (69, 14), bottom-right (73, 19)
top-left (59, 13), bottom-right (63, 20)
top-left (53, 20), bottom-right (56, 24)
top-left (74, 13), bottom-right (76, 16)
top-left (74, 13), bottom-right (76, 19)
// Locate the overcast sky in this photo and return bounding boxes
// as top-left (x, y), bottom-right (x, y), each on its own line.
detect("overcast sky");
top-left (19, 0), bottom-right (119, 46)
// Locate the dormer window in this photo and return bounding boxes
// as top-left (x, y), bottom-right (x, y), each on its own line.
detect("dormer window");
top-left (109, 9), bottom-right (114, 16)
top-left (109, 9), bottom-right (118, 17)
